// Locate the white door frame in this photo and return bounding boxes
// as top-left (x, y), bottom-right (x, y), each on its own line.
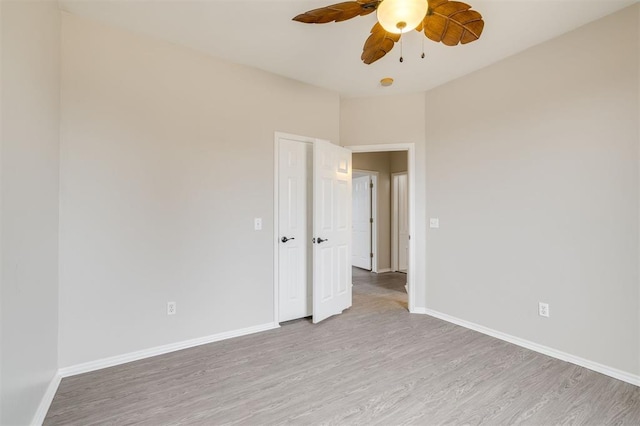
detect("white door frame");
top-left (352, 169), bottom-right (378, 273)
top-left (273, 132), bottom-right (317, 324)
top-left (346, 144), bottom-right (416, 313)
top-left (391, 172), bottom-right (408, 272)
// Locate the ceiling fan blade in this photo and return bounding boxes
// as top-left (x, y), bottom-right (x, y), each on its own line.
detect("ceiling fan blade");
top-left (416, 0), bottom-right (448, 30)
top-left (422, 1), bottom-right (484, 46)
top-left (361, 22), bottom-right (401, 65)
top-left (293, 1), bottom-right (379, 24)
top-left (428, 0), bottom-right (449, 9)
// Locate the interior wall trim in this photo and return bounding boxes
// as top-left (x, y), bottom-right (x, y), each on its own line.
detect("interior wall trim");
top-left (415, 308), bottom-right (640, 387)
top-left (58, 322), bottom-right (280, 378)
top-left (31, 372), bottom-right (62, 426)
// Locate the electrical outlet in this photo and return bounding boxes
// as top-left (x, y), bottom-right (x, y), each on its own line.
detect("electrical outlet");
top-left (167, 301), bottom-right (176, 315)
top-left (254, 217), bottom-right (262, 231)
top-left (538, 302), bottom-right (549, 318)
top-left (429, 218), bottom-right (439, 228)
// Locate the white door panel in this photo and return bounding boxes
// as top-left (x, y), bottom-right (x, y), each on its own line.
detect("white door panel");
top-left (278, 139), bottom-right (312, 322)
top-left (313, 140), bottom-right (352, 324)
top-left (352, 175), bottom-right (371, 270)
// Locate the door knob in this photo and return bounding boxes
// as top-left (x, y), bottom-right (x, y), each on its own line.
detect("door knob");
top-left (316, 238), bottom-right (328, 244)
top-left (281, 236), bottom-right (295, 243)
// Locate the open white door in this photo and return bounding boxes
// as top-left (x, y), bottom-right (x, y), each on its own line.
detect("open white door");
top-left (312, 140), bottom-right (352, 324)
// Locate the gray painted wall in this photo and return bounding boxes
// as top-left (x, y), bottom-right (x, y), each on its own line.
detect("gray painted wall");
top-left (0, 1), bottom-right (61, 424)
top-left (342, 5), bottom-right (639, 377)
top-left (424, 6), bottom-right (639, 375)
top-left (58, 13), bottom-right (340, 368)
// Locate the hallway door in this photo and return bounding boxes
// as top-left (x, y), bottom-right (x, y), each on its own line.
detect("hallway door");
top-left (352, 174), bottom-right (371, 270)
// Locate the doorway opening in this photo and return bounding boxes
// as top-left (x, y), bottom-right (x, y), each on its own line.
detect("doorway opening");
top-left (347, 144), bottom-right (415, 313)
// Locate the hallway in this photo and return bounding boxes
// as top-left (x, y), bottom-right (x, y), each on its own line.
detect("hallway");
top-left (352, 266), bottom-right (407, 311)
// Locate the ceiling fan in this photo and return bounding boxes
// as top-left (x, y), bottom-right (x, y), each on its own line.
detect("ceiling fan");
top-left (293, 0), bottom-right (484, 65)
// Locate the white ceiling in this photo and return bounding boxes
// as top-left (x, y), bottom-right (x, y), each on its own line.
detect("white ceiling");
top-left (59, 0), bottom-right (637, 98)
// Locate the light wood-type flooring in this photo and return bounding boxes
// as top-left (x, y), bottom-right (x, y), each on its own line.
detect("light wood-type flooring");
top-left (45, 268), bottom-right (640, 425)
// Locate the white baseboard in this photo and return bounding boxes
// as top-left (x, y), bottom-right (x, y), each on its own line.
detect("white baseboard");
top-left (31, 372), bottom-right (61, 426)
top-left (376, 268), bottom-right (392, 273)
top-left (59, 322), bottom-right (280, 378)
top-left (416, 308), bottom-right (640, 387)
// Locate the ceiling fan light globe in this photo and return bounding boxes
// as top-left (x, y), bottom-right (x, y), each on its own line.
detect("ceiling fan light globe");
top-left (377, 0), bottom-right (428, 34)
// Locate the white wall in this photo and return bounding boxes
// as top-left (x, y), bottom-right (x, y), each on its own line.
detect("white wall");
top-left (59, 13), bottom-right (340, 368)
top-left (0, 1), bottom-right (61, 424)
top-left (424, 5), bottom-right (639, 375)
top-left (341, 93), bottom-right (427, 306)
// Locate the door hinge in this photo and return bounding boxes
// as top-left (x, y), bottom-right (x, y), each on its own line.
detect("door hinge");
top-left (369, 218), bottom-right (373, 224)
top-left (370, 253), bottom-right (374, 258)
top-left (370, 182), bottom-right (374, 189)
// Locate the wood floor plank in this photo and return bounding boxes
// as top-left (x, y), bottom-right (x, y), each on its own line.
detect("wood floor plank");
top-left (44, 268), bottom-right (640, 425)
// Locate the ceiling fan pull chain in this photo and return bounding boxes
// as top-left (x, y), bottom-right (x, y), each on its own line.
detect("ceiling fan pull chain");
top-left (399, 38), bottom-right (404, 63)
top-left (421, 36), bottom-right (425, 59)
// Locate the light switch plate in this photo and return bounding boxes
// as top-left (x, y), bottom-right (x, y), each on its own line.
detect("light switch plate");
top-left (429, 218), bottom-right (440, 228)
top-left (254, 218), bottom-right (262, 231)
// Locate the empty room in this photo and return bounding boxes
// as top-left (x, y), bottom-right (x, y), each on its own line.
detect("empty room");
top-left (1, 0), bottom-right (639, 424)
